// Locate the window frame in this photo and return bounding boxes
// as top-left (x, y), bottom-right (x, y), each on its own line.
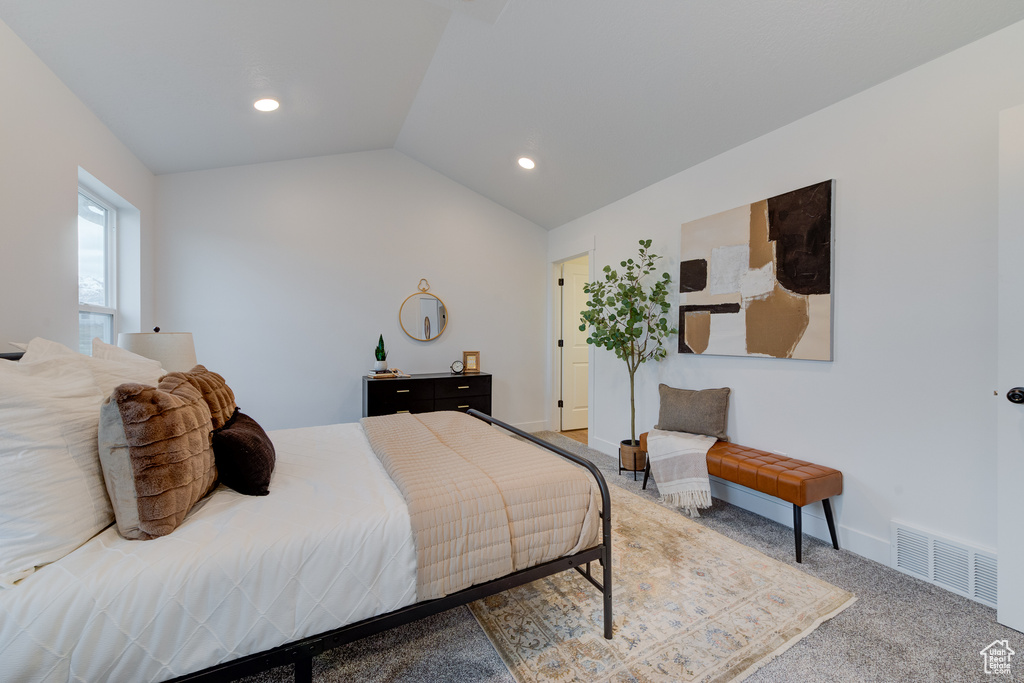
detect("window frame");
top-left (78, 187), bottom-right (118, 346)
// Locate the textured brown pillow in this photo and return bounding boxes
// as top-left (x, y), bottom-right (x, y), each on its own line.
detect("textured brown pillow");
top-left (212, 409), bottom-right (276, 496)
top-left (161, 364), bottom-right (236, 430)
top-left (654, 383), bottom-right (731, 441)
top-left (98, 380), bottom-right (218, 540)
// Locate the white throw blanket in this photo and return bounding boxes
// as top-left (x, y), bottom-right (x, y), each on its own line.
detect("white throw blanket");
top-left (645, 428), bottom-right (717, 517)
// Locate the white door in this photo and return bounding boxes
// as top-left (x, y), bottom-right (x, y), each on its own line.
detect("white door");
top-left (997, 103), bottom-right (1024, 632)
top-left (561, 258), bottom-right (589, 430)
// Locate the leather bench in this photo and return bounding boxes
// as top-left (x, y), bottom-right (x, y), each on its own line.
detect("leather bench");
top-left (638, 432), bottom-right (842, 563)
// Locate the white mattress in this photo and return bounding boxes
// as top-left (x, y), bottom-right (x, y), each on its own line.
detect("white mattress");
top-left (0, 423), bottom-right (417, 683)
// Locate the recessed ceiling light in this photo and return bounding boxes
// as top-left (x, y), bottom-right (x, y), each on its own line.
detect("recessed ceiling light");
top-left (518, 157), bottom-right (536, 170)
top-left (254, 98), bottom-right (280, 112)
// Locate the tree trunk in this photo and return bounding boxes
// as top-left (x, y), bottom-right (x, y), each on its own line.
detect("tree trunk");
top-left (628, 363), bottom-right (637, 445)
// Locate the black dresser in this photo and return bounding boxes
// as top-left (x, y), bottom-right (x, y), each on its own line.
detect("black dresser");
top-left (362, 372), bottom-right (492, 417)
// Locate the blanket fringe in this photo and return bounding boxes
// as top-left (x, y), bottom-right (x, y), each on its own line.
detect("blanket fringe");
top-left (661, 489), bottom-right (712, 518)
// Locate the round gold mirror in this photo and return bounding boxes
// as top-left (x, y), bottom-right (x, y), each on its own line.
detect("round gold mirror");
top-left (400, 280), bottom-right (448, 341)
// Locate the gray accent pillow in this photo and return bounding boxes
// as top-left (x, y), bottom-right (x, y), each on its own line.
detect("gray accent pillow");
top-left (654, 384), bottom-right (730, 441)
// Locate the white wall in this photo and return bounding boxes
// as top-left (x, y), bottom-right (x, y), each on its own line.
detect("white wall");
top-left (155, 149), bottom-right (548, 431)
top-left (996, 103), bottom-right (1024, 630)
top-left (550, 20), bottom-right (1024, 564)
top-left (0, 19), bottom-right (156, 347)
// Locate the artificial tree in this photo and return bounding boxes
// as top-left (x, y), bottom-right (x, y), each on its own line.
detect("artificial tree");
top-left (580, 240), bottom-right (676, 468)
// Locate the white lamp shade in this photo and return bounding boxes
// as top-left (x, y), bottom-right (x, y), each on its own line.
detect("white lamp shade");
top-left (117, 332), bottom-right (197, 372)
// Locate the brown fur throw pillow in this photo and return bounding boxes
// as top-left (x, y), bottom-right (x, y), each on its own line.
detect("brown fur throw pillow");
top-left (98, 380), bottom-right (218, 540)
top-left (161, 364), bottom-right (237, 430)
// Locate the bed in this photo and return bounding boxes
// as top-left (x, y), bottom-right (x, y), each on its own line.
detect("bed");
top-left (0, 347), bottom-right (612, 683)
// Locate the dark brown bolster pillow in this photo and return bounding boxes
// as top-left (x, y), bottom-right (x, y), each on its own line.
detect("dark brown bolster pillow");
top-left (211, 410), bottom-right (275, 496)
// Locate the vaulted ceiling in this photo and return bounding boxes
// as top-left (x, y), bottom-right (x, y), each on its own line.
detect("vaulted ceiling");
top-left (2, 1), bottom-right (1022, 228)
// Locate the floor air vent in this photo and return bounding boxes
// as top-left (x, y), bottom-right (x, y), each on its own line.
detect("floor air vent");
top-left (891, 521), bottom-right (997, 607)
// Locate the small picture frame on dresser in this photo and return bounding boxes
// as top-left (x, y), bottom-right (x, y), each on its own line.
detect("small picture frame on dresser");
top-left (462, 351), bottom-right (480, 373)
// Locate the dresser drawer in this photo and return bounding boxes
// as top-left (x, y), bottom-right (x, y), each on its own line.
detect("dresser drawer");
top-left (365, 398), bottom-right (434, 417)
top-left (435, 395), bottom-right (491, 413)
top-left (434, 374), bottom-right (492, 400)
top-left (362, 372), bottom-right (492, 418)
top-left (365, 378), bottom-right (434, 402)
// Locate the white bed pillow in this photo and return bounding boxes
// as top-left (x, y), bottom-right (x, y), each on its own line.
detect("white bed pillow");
top-left (92, 338), bottom-right (163, 367)
top-left (21, 337), bottom-right (165, 398)
top-left (91, 338), bottom-right (165, 394)
top-left (0, 357), bottom-right (113, 587)
top-left (18, 337), bottom-right (77, 364)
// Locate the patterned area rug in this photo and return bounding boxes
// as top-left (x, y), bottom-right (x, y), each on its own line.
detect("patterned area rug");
top-left (470, 485), bottom-right (855, 682)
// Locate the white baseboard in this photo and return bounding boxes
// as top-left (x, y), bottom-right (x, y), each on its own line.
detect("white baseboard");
top-left (514, 419), bottom-right (550, 433)
top-left (589, 435), bottom-right (619, 457)
top-left (841, 525), bottom-right (890, 566)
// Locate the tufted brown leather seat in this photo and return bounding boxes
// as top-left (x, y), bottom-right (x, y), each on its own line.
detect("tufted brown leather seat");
top-left (639, 432), bottom-right (842, 562)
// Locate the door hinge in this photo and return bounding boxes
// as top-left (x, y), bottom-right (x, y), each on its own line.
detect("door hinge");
top-left (558, 278), bottom-right (564, 286)
top-left (557, 400), bottom-right (564, 408)
top-left (557, 339), bottom-right (563, 347)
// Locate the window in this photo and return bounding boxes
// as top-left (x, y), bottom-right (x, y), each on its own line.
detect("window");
top-left (78, 189), bottom-right (116, 354)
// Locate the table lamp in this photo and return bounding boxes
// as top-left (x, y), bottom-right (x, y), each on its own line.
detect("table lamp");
top-left (117, 328), bottom-right (197, 372)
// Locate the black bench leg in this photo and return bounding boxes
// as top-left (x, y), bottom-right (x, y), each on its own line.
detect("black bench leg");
top-left (295, 656), bottom-right (313, 683)
top-left (822, 498), bottom-right (840, 550)
top-left (793, 504), bottom-right (802, 563)
top-left (642, 460), bottom-right (650, 490)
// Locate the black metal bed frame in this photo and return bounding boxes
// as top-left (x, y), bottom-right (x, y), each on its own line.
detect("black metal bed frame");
top-left (3, 350), bottom-right (613, 680)
top-left (166, 408), bottom-right (613, 683)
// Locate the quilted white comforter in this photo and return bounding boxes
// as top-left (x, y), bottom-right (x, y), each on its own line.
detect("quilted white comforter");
top-left (362, 411), bottom-right (600, 601)
top-left (0, 423), bottom-right (417, 683)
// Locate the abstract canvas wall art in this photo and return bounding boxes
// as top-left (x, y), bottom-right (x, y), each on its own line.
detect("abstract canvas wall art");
top-left (679, 180), bottom-right (834, 360)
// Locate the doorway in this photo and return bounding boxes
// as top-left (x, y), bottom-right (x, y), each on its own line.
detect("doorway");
top-left (559, 255), bottom-right (589, 436)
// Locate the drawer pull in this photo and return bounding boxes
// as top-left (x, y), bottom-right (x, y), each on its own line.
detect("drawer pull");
top-left (458, 386), bottom-right (470, 390)
top-left (458, 405), bottom-right (469, 409)
top-left (396, 410), bottom-right (410, 414)
top-left (396, 389), bottom-right (410, 393)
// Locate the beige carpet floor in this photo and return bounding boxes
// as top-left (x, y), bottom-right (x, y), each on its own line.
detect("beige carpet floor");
top-left (241, 432), bottom-right (1018, 682)
top-left (470, 484), bottom-right (854, 682)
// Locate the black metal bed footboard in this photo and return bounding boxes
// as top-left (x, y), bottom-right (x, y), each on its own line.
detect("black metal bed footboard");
top-left (168, 409), bottom-right (613, 683)
top-left (465, 409), bottom-right (613, 637)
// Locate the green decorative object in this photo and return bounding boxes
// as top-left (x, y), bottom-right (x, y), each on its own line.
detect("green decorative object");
top-left (580, 239), bottom-right (676, 447)
top-left (374, 334), bottom-right (388, 362)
